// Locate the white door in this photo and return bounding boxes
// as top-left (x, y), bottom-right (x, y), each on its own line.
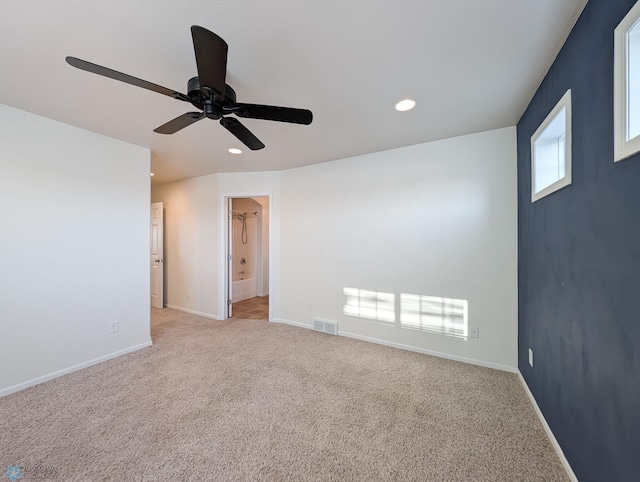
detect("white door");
top-left (227, 198), bottom-right (233, 318)
top-left (150, 202), bottom-right (164, 308)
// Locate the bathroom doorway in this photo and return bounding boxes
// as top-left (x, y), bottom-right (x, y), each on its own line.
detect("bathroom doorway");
top-left (226, 196), bottom-right (269, 319)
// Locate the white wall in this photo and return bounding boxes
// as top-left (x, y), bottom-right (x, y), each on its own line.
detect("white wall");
top-left (279, 127), bottom-right (518, 369)
top-left (152, 171), bottom-right (280, 319)
top-left (0, 104), bottom-right (151, 395)
top-left (151, 173), bottom-right (220, 317)
top-left (152, 128), bottom-right (517, 369)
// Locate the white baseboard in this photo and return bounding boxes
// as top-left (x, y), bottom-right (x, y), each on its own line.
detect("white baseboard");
top-left (166, 305), bottom-right (220, 320)
top-left (517, 371), bottom-right (578, 482)
top-left (271, 318), bottom-right (312, 329)
top-left (339, 330), bottom-right (517, 373)
top-left (271, 318), bottom-right (516, 373)
top-left (0, 340), bottom-right (153, 398)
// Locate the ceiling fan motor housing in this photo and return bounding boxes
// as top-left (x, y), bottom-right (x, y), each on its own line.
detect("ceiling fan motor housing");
top-left (187, 77), bottom-right (237, 114)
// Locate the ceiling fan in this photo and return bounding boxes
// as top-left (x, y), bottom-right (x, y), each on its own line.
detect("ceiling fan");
top-left (65, 26), bottom-right (313, 150)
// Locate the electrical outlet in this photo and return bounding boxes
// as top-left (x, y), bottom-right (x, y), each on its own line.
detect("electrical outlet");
top-left (186, 290), bottom-right (191, 300)
top-left (469, 326), bottom-right (479, 338)
top-left (110, 321), bottom-right (119, 334)
top-left (308, 302), bottom-right (313, 311)
top-left (529, 348), bottom-right (534, 367)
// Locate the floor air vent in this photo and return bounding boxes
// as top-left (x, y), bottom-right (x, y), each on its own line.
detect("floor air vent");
top-left (313, 318), bottom-right (338, 335)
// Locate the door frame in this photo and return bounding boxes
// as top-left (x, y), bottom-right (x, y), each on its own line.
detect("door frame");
top-left (219, 192), bottom-right (272, 321)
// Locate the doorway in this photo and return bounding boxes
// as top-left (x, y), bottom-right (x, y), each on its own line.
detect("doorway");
top-left (225, 196), bottom-right (270, 320)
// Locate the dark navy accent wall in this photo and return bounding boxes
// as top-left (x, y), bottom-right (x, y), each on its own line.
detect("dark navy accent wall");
top-left (517, 1), bottom-right (640, 481)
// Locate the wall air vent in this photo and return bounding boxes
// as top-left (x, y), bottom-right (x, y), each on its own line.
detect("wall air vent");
top-left (313, 318), bottom-right (338, 335)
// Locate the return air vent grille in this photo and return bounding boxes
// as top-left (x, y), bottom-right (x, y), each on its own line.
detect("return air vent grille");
top-left (313, 318), bottom-right (338, 335)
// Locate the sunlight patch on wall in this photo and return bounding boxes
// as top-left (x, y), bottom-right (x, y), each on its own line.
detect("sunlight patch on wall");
top-left (343, 288), bottom-right (395, 323)
top-left (343, 288), bottom-right (469, 339)
top-left (400, 294), bottom-right (468, 339)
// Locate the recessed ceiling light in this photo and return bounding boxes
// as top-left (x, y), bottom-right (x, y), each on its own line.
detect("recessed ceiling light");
top-left (150, 173), bottom-right (154, 176)
top-left (228, 148), bottom-right (242, 155)
top-left (395, 99), bottom-right (416, 112)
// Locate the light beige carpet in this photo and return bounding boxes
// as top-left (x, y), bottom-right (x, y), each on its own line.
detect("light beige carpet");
top-left (0, 308), bottom-right (568, 481)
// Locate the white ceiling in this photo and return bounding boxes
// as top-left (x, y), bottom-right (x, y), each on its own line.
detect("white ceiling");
top-left (1, 0), bottom-right (587, 184)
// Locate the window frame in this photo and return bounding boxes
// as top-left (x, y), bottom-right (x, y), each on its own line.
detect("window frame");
top-left (614, 1), bottom-right (640, 162)
top-left (530, 89), bottom-right (573, 202)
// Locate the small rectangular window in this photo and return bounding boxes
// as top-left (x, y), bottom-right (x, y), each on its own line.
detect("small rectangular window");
top-left (614, 2), bottom-right (640, 161)
top-left (629, 21), bottom-right (640, 140)
top-left (531, 90), bottom-right (572, 202)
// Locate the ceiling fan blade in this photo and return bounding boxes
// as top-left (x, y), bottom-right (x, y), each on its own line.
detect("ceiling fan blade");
top-left (235, 104), bottom-right (313, 125)
top-left (220, 117), bottom-right (265, 150)
top-left (191, 26), bottom-right (228, 102)
top-left (65, 57), bottom-right (189, 102)
top-left (154, 112), bottom-right (205, 134)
